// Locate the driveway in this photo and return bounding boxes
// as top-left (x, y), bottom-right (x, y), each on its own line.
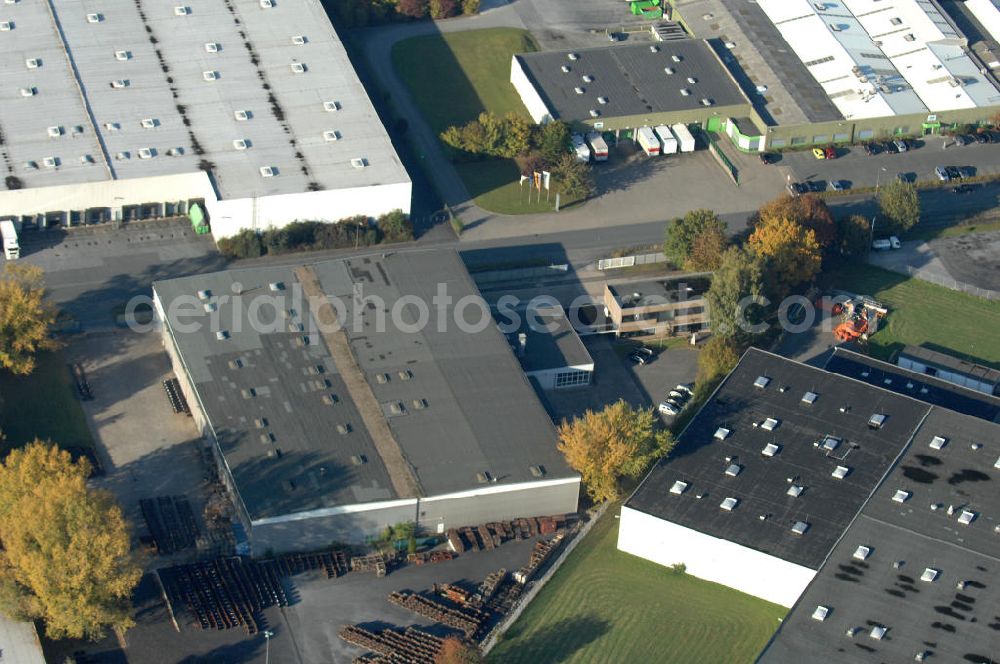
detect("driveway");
top-left (869, 230), bottom-right (1000, 298)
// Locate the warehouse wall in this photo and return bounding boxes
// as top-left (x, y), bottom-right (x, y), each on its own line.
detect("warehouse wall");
top-left (511, 56), bottom-right (554, 124)
top-left (572, 103), bottom-right (751, 134)
top-left (207, 180), bottom-right (413, 239)
top-left (617, 506), bottom-right (815, 607)
top-left (250, 476), bottom-right (580, 554)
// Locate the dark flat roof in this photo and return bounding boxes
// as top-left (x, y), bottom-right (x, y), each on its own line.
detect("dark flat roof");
top-left (758, 405), bottom-right (1000, 664)
top-left (825, 348), bottom-right (1000, 423)
top-left (608, 274), bottom-right (711, 307)
top-left (627, 348), bottom-right (930, 569)
top-left (900, 345), bottom-right (1000, 385)
top-left (732, 116), bottom-right (762, 137)
top-left (154, 251), bottom-right (574, 520)
top-left (502, 304), bottom-right (593, 374)
top-left (515, 40), bottom-right (749, 122)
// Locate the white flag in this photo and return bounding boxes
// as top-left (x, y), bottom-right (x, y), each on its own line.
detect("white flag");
top-left (542, 170), bottom-right (551, 190)
top-left (519, 174), bottom-right (529, 186)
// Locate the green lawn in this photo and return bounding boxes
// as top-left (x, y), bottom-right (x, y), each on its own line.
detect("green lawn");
top-left (905, 218), bottom-right (1000, 242)
top-left (824, 263), bottom-right (1000, 368)
top-left (392, 29), bottom-right (583, 215)
top-left (0, 351), bottom-right (94, 453)
top-left (488, 510), bottom-right (785, 664)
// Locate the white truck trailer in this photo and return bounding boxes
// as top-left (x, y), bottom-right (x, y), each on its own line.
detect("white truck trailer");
top-left (1, 220), bottom-right (19, 260)
top-left (636, 126), bottom-right (661, 156)
top-left (671, 123), bottom-right (695, 153)
top-left (586, 131), bottom-right (609, 162)
top-left (654, 125), bottom-right (678, 155)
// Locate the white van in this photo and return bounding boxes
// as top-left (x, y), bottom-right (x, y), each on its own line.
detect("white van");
top-left (871, 238), bottom-right (891, 251)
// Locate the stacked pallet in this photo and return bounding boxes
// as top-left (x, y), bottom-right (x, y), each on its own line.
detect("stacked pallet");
top-left (338, 625), bottom-right (444, 664)
top-left (514, 533), bottom-right (566, 584)
top-left (406, 550), bottom-right (455, 566)
top-left (444, 515), bottom-right (569, 553)
top-left (387, 591), bottom-right (488, 638)
top-left (478, 569), bottom-right (506, 603)
top-left (140, 496), bottom-right (200, 555)
top-left (268, 550), bottom-right (349, 579)
top-left (351, 553), bottom-right (388, 577)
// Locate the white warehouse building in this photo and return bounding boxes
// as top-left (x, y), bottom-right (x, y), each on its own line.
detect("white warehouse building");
top-left (0, 0), bottom-right (410, 239)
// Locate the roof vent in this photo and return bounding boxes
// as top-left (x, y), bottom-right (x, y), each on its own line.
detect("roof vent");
top-left (664, 67), bottom-right (675, 75)
top-left (290, 62), bottom-right (306, 74)
top-left (957, 509), bottom-right (976, 525)
top-left (388, 401), bottom-right (404, 415)
top-left (140, 118), bottom-right (158, 129)
top-left (114, 151), bottom-right (129, 160)
top-left (820, 435), bottom-right (841, 451)
top-left (110, 79), bottom-right (130, 89)
top-left (670, 480), bottom-right (688, 495)
top-left (929, 435), bottom-right (947, 450)
top-left (202, 71), bottom-right (218, 81)
top-left (205, 42), bottom-right (220, 53)
top-left (700, 98), bottom-right (713, 106)
top-left (720, 496), bottom-right (738, 511)
top-left (25, 58), bottom-right (40, 69)
top-left (376, 373), bottom-right (389, 384)
top-left (671, 54), bottom-right (682, 62)
top-left (832, 465), bottom-right (850, 480)
top-left (761, 443), bottom-right (780, 457)
top-left (753, 376), bottom-right (770, 389)
top-left (680, 89), bottom-right (691, 96)
top-left (412, 398), bottom-right (427, 410)
top-left (869, 625), bottom-right (887, 640)
top-left (476, 471), bottom-right (491, 483)
top-left (561, 65), bottom-right (571, 73)
top-left (41, 156), bottom-right (58, 169)
top-left (529, 465), bottom-right (545, 478)
top-left (920, 567), bottom-right (939, 583)
top-left (891, 489), bottom-right (911, 503)
top-left (19, 87), bottom-right (36, 97)
top-left (260, 0), bottom-right (274, 7)
top-left (725, 463), bottom-right (742, 477)
top-left (787, 485), bottom-right (804, 498)
top-left (589, 109), bottom-right (600, 118)
top-left (802, 391), bottom-right (818, 404)
top-left (137, 147), bottom-right (154, 159)
top-left (291, 35), bottom-right (306, 45)
top-left (714, 427), bottom-right (730, 440)
top-left (567, 53), bottom-right (578, 61)
top-left (686, 76), bottom-right (697, 84)
top-left (197, 289), bottom-right (212, 300)
top-left (174, 6), bottom-right (190, 16)
top-left (649, 45), bottom-right (659, 52)
top-left (216, 330), bottom-right (229, 340)
top-left (323, 100), bottom-right (341, 112)
top-left (259, 166), bottom-right (276, 177)
top-left (269, 282), bottom-right (284, 291)
top-left (86, 13), bottom-right (102, 23)
top-left (0, 19), bottom-right (12, 30)
top-left (336, 423), bottom-right (351, 435)
top-left (574, 87), bottom-right (585, 95)
top-left (994, 456), bottom-right (1000, 469)
top-left (321, 393), bottom-right (338, 405)
top-left (351, 454), bottom-right (367, 465)
top-left (868, 413), bottom-right (886, 429)
top-left (811, 606), bottom-right (829, 621)
top-left (791, 521), bottom-right (810, 535)
top-left (582, 74), bottom-right (594, 83)
top-left (47, 126), bottom-right (62, 138)
top-left (80, 154), bottom-right (95, 164)
top-left (761, 418), bottom-right (779, 431)
top-left (351, 157), bottom-right (368, 168)
top-left (853, 545), bottom-right (871, 561)
top-left (597, 96), bottom-right (608, 104)
top-left (234, 110), bottom-right (250, 121)
top-left (398, 370), bottom-right (412, 380)
top-left (233, 139), bottom-right (249, 150)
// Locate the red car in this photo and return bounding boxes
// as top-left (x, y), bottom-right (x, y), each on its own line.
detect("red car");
top-left (824, 146), bottom-right (836, 160)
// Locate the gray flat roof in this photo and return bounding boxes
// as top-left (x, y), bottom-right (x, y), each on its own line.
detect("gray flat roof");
top-left (900, 345), bottom-right (1000, 385)
top-left (2, 0), bottom-right (408, 197)
top-left (502, 303), bottom-right (594, 373)
top-left (758, 405), bottom-right (1000, 664)
top-left (516, 40), bottom-right (749, 122)
top-left (627, 348), bottom-right (930, 569)
top-left (608, 274), bottom-right (711, 306)
top-left (153, 251), bottom-right (574, 520)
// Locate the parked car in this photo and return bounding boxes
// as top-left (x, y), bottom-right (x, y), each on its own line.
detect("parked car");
top-left (830, 180), bottom-right (847, 191)
top-left (896, 172), bottom-right (910, 183)
top-left (658, 401), bottom-right (680, 416)
top-left (952, 134), bottom-right (969, 146)
top-left (759, 152), bottom-right (777, 165)
top-left (890, 235), bottom-right (901, 249)
top-left (824, 145), bottom-right (837, 159)
top-left (934, 165), bottom-right (950, 181)
top-left (628, 352), bottom-right (648, 366)
top-left (872, 238), bottom-right (891, 251)
top-left (805, 180), bottom-right (824, 192)
top-left (958, 166), bottom-right (975, 179)
top-left (973, 132), bottom-right (988, 144)
top-left (674, 384), bottom-right (694, 397)
top-left (786, 182), bottom-right (806, 197)
top-left (883, 140), bottom-right (899, 154)
top-left (893, 139), bottom-right (908, 153)
top-left (668, 389), bottom-right (689, 402)
top-left (985, 131), bottom-right (998, 144)
top-left (862, 142), bottom-right (877, 156)
top-left (812, 147), bottom-right (827, 160)
top-left (945, 166), bottom-right (960, 180)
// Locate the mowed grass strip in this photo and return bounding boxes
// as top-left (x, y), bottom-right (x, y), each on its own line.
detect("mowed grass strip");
top-left (488, 510), bottom-right (785, 664)
top-left (391, 28), bottom-right (537, 135)
top-left (824, 263), bottom-right (1000, 368)
top-left (0, 351), bottom-right (94, 451)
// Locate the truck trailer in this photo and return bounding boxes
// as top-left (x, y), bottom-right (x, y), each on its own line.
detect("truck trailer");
top-left (586, 132), bottom-right (609, 162)
top-left (636, 127), bottom-right (661, 156)
top-left (1, 220), bottom-right (19, 260)
top-left (571, 133), bottom-right (592, 163)
top-left (671, 123), bottom-right (695, 153)
top-left (654, 125), bottom-right (678, 155)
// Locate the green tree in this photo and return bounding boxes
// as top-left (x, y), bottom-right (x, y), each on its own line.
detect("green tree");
top-left (836, 214), bottom-right (873, 260)
top-left (216, 229), bottom-right (263, 259)
top-left (557, 400), bottom-right (674, 503)
top-left (663, 209), bottom-right (725, 267)
top-left (459, 0), bottom-right (479, 14)
top-left (0, 264), bottom-right (58, 376)
top-left (695, 335), bottom-right (743, 391)
top-left (551, 153), bottom-right (595, 201)
top-left (377, 209), bottom-right (414, 243)
top-left (535, 120), bottom-right (571, 166)
top-left (747, 215), bottom-right (822, 299)
top-left (428, 0), bottom-right (457, 19)
top-left (877, 179), bottom-right (920, 233)
top-left (704, 247), bottom-right (765, 341)
top-left (686, 227), bottom-right (727, 271)
top-left (499, 113), bottom-right (533, 158)
top-left (0, 442), bottom-right (141, 640)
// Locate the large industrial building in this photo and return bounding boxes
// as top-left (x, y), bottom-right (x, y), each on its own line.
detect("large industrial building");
top-left (152, 251), bottom-right (579, 553)
top-left (0, 0), bottom-right (410, 238)
top-left (619, 347), bottom-right (1000, 660)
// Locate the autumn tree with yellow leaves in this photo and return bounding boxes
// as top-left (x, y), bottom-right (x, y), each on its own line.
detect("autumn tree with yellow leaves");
top-left (0, 442), bottom-right (141, 640)
top-left (557, 400), bottom-right (674, 504)
top-left (0, 263), bottom-right (57, 375)
top-left (747, 215), bottom-right (822, 299)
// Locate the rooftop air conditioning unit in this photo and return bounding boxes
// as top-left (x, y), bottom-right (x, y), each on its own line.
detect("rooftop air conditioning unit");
top-left (574, 87), bottom-right (584, 95)
top-left (114, 151), bottom-right (129, 160)
top-left (664, 67), bottom-right (675, 74)
top-left (597, 96), bottom-right (608, 104)
top-left (671, 54), bottom-right (682, 62)
top-left (0, 20), bottom-right (13, 31)
top-left (47, 126), bottom-right (62, 137)
top-left (649, 45), bottom-right (659, 52)
top-left (86, 13), bottom-right (102, 23)
top-left (561, 65), bottom-right (570, 73)
top-left (323, 100), bottom-right (341, 112)
top-left (687, 76), bottom-right (697, 84)
top-left (80, 154), bottom-right (95, 164)
top-left (290, 62), bottom-right (306, 73)
top-left (350, 157), bottom-right (367, 168)
top-left (234, 109), bottom-right (250, 121)
top-left (701, 98), bottom-right (713, 106)
top-left (204, 42), bottom-right (219, 53)
top-left (567, 53), bottom-right (579, 61)
top-left (110, 79), bottom-right (129, 88)
top-left (291, 35), bottom-right (306, 45)
top-left (323, 130), bottom-right (341, 141)
top-left (174, 6), bottom-right (190, 15)
top-left (105, 122), bottom-right (121, 131)
top-left (232, 139), bottom-right (248, 150)
top-left (203, 71), bottom-right (218, 81)
top-left (114, 50), bottom-right (130, 61)
top-left (137, 147), bottom-right (154, 159)
top-left (581, 74), bottom-right (594, 82)
top-left (259, 166), bottom-right (276, 177)
top-left (20, 87), bottom-right (36, 97)
top-left (25, 58), bottom-right (39, 69)
top-left (589, 109), bottom-right (600, 118)
top-left (260, 0), bottom-right (274, 7)
top-left (140, 118), bottom-right (157, 128)
top-left (680, 89), bottom-right (690, 96)
top-left (23, 160), bottom-right (38, 170)
top-left (42, 156), bottom-right (57, 168)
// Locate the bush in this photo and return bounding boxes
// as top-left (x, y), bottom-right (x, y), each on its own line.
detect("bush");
top-left (460, 0), bottom-right (479, 14)
top-left (377, 209), bottom-right (415, 243)
top-left (217, 229), bottom-right (263, 259)
top-left (215, 215), bottom-right (389, 259)
top-left (428, 0), bottom-right (458, 18)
